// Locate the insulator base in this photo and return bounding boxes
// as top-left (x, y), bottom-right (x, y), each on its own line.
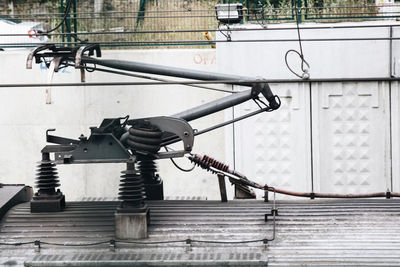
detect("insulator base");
top-left (31, 153), bottom-right (65, 213)
top-left (30, 190), bottom-right (65, 213)
top-left (115, 209), bottom-right (150, 239)
top-left (144, 179), bottom-right (164, 200)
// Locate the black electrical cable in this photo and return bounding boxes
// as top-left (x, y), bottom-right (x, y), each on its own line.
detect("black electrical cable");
top-left (164, 147), bottom-right (195, 172)
top-left (217, 22), bottom-right (231, 41)
top-left (0, 237), bottom-right (275, 247)
top-left (285, 49), bottom-right (310, 78)
top-left (116, 239), bottom-right (187, 245)
top-left (189, 238), bottom-right (270, 244)
top-left (254, 3), bottom-right (267, 27)
top-left (45, 0), bottom-right (72, 34)
top-left (0, 241), bottom-right (35, 246)
top-left (285, 2), bottom-right (310, 79)
top-left (40, 240), bottom-right (110, 246)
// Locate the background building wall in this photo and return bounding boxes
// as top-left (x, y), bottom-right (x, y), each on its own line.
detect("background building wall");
top-left (218, 20), bottom-right (400, 199)
top-left (1, 20), bottom-right (400, 201)
top-left (0, 48), bottom-right (227, 200)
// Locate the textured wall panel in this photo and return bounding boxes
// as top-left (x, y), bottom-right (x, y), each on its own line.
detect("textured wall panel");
top-left (233, 83), bottom-right (311, 199)
top-left (312, 82), bottom-right (391, 193)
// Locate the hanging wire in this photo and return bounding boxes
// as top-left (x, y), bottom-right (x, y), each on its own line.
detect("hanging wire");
top-left (164, 147), bottom-right (195, 172)
top-left (254, 2), bottom-right (268, 27)
top-left (218, 22), bottom-right (232, 42)
top-left (44, 0), bottom-right (73, 34)
top-left (285, 0), bottom-right (310, 79)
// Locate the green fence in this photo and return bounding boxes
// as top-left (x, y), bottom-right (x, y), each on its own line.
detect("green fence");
top-left (0, 0), bottom-right (397, 49)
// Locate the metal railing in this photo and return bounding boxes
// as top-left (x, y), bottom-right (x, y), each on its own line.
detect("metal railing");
top-left (0, 0), bottom-right (399, 49)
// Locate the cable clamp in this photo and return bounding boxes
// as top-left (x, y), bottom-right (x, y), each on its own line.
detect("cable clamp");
top-left (310, 192), bottom-right (315, 199)
top-left (109, 239), bottom-right (116, 252)
top-left (302, 69), bottom-right (310, 80)
top-left (185, 238), bottom-right (192, 252)
top-left (263, 185), bottom-right (269, 202)
top-left (263, 238), bottom-right (269, 251)
top-left (34, 240), bottom-right (41, 253)
top-left (386, 190), bottom-right (391, 199)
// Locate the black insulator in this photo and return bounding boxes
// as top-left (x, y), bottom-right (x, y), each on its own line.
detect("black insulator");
top-left (35, 158), bottom-right (60, 194)
top-left (127, 127), bottom-right (162, 154)
top-left (118, 162), bottom-right (146, 208)
top-left (189, 154), bottom-right (230, 174)
top-left (138, 159), bottom-right (158, 180)
top-left (127, 125), bottom-right (162, 185)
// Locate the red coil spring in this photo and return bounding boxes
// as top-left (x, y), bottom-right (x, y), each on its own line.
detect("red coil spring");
top-left (189, 154), bottom-right (230, 174)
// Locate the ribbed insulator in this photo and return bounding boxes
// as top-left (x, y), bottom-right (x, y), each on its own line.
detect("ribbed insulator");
top-left (127, 127), bottom-right (162, 154)
top-left (138, 159), bottom-right (158, 181)
top-left (189, 154), bottom-right (230, 174)
top-left (35, 160), bottom-right (60, 193)
top-left (118, 166), bottom-right (146, 207)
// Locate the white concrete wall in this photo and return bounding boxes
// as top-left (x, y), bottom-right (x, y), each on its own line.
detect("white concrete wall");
top-left (217, 21), bottom-right (400, 198)
top-left (2, 20), bottom-right (400, 202)
top-left (0, 49), bottom-right (228, 200)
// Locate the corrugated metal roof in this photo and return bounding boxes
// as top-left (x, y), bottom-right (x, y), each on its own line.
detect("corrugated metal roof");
top-left (1, 199), bottom-right (400, 266)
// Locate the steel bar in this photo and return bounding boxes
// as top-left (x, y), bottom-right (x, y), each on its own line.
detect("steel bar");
top-left (4, 36), bottom-right (400, 47)
top-left (172, 90), bottom-right (253, 122)
top-left (81, 57), bottom-right (256, 87)
top-left (3, 77), bottom-right (400, 88)
top-left (2, 23), bottom-right (400, 37)
top-left (71, 64), bottom-right (237, 94)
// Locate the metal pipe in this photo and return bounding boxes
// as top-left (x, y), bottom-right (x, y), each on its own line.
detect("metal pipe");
top-left (161, 106), bottom-right (269, 147)
top-left (3, 23), bottom-right (400, 37)
top-left (5, 36), bottom-right (400, 48)
top-left (81, 57), bottom-right (279, 117)
top-left (82, 57), bottom-right (256, 87)
top-left (172, 90), bottom-right (252, 122)
top-left (71, 64), bottom-right (237, 94)
top-left (4, 77), bottom-right (400, 88)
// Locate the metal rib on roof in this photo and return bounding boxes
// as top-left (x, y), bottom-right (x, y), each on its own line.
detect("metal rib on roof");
top-left (1, 199), bottom-right (400, 266)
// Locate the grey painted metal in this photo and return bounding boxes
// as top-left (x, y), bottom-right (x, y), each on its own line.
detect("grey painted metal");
top-left (2, 199), bottom-right (400, 266)
top-left (0, 185), bottom-right (32, 219)
top-left (6, 77), bottom-right (400, 88)
top-left (82, 56), bottom-right (278, 121)
top-left (127, 116), bottom-right (195, 154)
top-left (82, 57), bottom-right (256, 87)
top-left (172, 90), bottom-right (253, 122)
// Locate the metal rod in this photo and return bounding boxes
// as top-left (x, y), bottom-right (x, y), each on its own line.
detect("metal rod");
top-left (70, 64), bottom-right (238, 94)
top-left (81, 57), bottom-right (256, 87)
top-left (4, 37), bottom-right (400, 47)
top-left (190, 106), bottom-right (269, 135)
top-left (4, 77), bottom-right (400, 88)
top-left (2, 23), bottom-right (400, 37)
top-left (162, 107), bottom-right (269, 147)
top-left (172, 90), bottom-right (253, 122)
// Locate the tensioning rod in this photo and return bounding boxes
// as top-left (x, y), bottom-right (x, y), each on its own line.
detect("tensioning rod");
top-left (81, 57), bottom-right (279, 121)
